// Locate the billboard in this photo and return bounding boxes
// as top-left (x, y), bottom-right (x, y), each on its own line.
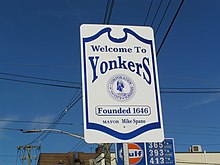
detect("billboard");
top-left (80, 24), bottom-right (164, 143)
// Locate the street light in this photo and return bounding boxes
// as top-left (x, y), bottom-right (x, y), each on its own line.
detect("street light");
top-left (21, 128), bottom-right (84, 140)
top-left (21, 129), bottom-right (111, 165)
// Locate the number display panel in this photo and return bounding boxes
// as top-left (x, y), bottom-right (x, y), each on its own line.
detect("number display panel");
top-left (146, 139), bottom-right (175, 165)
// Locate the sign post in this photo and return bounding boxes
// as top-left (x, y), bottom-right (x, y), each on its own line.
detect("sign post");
top-left (80, 24), bottom-right (164, 143)
top-left (122, 143), bottom-right (129, 165)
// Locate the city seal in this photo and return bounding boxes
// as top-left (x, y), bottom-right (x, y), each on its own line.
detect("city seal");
top-left (108, 74), bottom-right (135, 101)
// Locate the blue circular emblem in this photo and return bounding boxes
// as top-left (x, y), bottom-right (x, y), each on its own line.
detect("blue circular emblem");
top-left (108, 74), bottom-right (135, 101)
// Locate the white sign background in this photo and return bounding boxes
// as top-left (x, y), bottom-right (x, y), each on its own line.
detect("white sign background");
top-left (80, 24), bottom-right (164, 143)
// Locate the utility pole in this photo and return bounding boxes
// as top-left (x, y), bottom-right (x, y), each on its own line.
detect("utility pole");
top-left (103, 143), bottom-right (111, 165)
top-left (17, 145), bottom-right (41, 165)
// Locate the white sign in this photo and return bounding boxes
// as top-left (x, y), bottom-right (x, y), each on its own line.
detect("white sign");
top-left (80, 24), bottom-right (164, 143)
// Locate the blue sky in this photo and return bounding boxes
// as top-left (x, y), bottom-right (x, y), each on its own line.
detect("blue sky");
top-left (1, 0), bottom-right (220, 164)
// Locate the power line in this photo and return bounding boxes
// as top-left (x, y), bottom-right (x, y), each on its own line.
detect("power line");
top-left (103, 0), bottom-right (111, 24)
top-left (161, 90), bottom-right (220, 94)
top-left (106, 0), bottom-right (114, 24)
top-left (3, 71), bottom-right (220, 93)
top-left (0, 127), bottom-right (22, 131)
top-left (0, 71), bottom-right (81, 89)
top-left (0, 155), bottom-right (17, 157)
top-left (166, 131), bottom-right (220, 137)
top-left (66, 88), bottom-right (81, 108)
top-left (166, 123), bottom-right (220, 130)
top-left (103, 0), bottom-right (115, 24)
top-left (0, 119), bottom-right (82, 126)
top-left (72, 140), bottom-right (87, 152)
top-left (162, 87), bottom-right (220, 90)
top-left (28, 91), bottom-right (82, 144)
top-left (0, 72), bottom-right (79, 84)
top-left (151, 0), bottom-right (163, 26)
top-left (0, 77), bottom-right (81, 89)
top-left (0, 62), bottom-right (77, 69)
top-left (0, 89), bottom-right (83, 146)
top-left (3, 72), bottom-right (220, 92)
top-left (156, 0), bottom-right (185, 56)
top-left (69, 139), bottom-right (85, 152)
top-left (143, 0), bottom-right (153, 25)
top-left (155, 0), bottom-right (172, 36)
top-left (160, 87), bottom-right (220, 93)
top-left (161, 87), bottom-right (220, 93)
top-left (2, 73), bottom-right (220, 93)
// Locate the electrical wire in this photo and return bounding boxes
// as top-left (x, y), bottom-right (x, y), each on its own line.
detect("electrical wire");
top-left (69, 139), bottom-right (85, 152)
top-left (0, 155), bottom-right (17, 157)
top-left (162, 87), bottom-right (220, 90)
top-left (151, 0), bottom-right (163, 26)
top-left (0, 77), bottom-right (80, 89)
top-left (166, 123), bottom-right (220, 130)
top-left (0, 62), bottom-right (76, 69)
top-left (156, 0), bottom-right (185, 56)
top-left (155, 0), bottom-right (172, 36)
top-left (106, 0), bottom-right (114, 24)
top-left (103, 0), bottom-right (115, 24)
top-left (27, 91), bottom-right (82, 144)
top-left (161, 90), bottom-right (220, 94)
top-left (143, 0), bottom-right (153, 25)
top-left (161, 87), bottom-right (220, 93)
top-left (0, 127), bottom-right (22, 131)
top-left (0, 72), bottom-right (79, 85)
top-left (0, 119), bottom-right (82, 126)
top-left (57, 139), bottom-right (88, 165)
top-left (73, 140), bottom-right (87, 152)
top-left (66, 88), bottom-right (81, 108)
top-left (3, 71), bottom-right (220, 93)
top-left (166, 131), bottom-right (220, 137)
top-left (103, 0), bottom-right (111, 24)
top-left (0, 71), bottom-right (81, 89)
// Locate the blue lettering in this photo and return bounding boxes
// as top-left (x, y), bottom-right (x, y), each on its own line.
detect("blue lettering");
top-left (90, 45), bottom-right (133, 53)
top-left (135, 63), bottom-right (142, 76)
top-left (127, 61), bottom-right (135, 72)
top-left (118, 56), bottom-right (127, 69)
top-left (88, 55), bottom-right (152, 85)
top-left (100, 61), bottom-right (108, 74)
top-left (91, 45), bottom-right (100, 52)
top-left (142, 57), bottom-right (151, 84)
top-left (88, 56), bottom-right (99, 83)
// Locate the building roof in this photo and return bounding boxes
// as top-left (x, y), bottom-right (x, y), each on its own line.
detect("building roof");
top-left (37, 152), bottom-right (99, 165)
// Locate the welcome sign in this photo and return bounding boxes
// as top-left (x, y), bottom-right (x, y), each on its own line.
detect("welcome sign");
top-left (80, 24), bottom-right (164, 143)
